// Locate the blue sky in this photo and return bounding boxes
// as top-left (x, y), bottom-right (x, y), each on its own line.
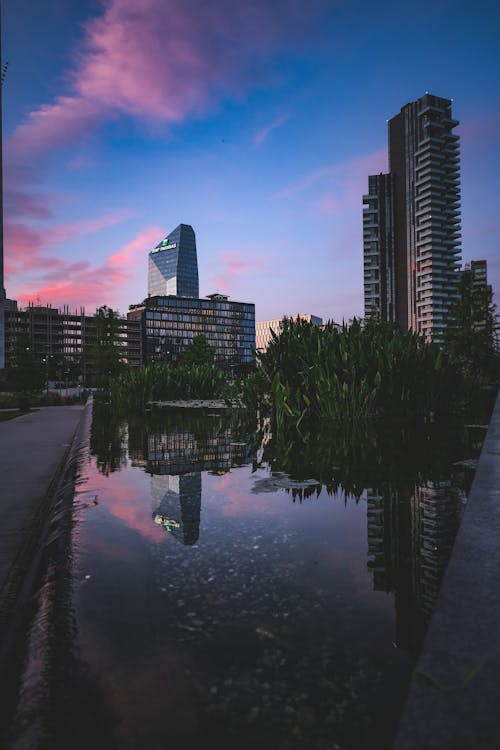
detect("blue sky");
top-left (2, 0), bottom-right (499, 322)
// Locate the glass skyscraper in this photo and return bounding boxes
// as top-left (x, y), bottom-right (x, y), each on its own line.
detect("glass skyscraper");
top-left (148, 223), bottom-right (199, 298)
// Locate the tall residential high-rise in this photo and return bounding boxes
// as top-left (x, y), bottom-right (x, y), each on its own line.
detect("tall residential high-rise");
top-left (389, 93), bottom-right (461, 338)
top-left (148, 223), bottom-right (199, 298)
top-left (363, 174), bottom-right (395, 322)
top-left (363, 94), bottom-right (462, 341)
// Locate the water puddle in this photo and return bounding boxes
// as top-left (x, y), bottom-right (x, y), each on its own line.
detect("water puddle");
top-left (3, 405), bottom-right (482, 750)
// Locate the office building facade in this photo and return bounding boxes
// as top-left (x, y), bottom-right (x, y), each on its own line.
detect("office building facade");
top-left (128, 293), bottom-right (255, 373)
top-left (363, 94), bottom-right (462, 341)
top-left (148, 223), bottom-right (199, 298)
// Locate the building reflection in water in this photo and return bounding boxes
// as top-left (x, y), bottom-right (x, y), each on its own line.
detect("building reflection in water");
top-left (367, 479), bottom-right (465, 655)
top-left (152, 473), bottom-right (201, 545)
top-left (129, 415), bottom-right (253, 545)
top-left (130, 421), bottom-right (252, 475)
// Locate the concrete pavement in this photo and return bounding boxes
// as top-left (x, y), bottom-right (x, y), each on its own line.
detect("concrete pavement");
top-left (0, 404), bottom-right (87, 618)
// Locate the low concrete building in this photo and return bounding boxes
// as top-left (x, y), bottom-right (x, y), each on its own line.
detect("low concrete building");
top-left (3, 302), bottom-right (142, 383)
top-left (255, 314), bottom-right (323, 353)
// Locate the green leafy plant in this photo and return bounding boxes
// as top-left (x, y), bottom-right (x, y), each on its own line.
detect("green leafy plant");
top-left (109, 361), bottom-right (228, 409)
top-left (247, 318), bottom-right (471, 439)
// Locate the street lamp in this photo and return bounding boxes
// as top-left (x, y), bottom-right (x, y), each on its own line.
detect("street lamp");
top-left (42, 356), bottom-right (49, 398)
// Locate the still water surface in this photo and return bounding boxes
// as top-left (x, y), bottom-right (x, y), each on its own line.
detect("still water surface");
top-left (5, 404), bottom-right (483, 750)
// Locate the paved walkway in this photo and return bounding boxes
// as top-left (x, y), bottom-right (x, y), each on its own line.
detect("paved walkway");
top-left (394, 390), bottom-right (500, 749)
top-left (0, 405), bottom-right (86, 603)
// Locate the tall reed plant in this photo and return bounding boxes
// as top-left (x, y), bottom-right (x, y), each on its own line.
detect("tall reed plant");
top-left (109, 362), bottom-right (227, 410)
top-left (250, 318), bottom-right (470, 438)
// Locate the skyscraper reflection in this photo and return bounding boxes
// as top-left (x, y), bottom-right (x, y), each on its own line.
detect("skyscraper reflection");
top-left (151, 473), bottom-right (201, 545)
top-left (130, 419), bottom-right (252, 475)
top-left (367, 479), bottom-right (465, 655)
top-left (127, 412), bottom-right (254, 544)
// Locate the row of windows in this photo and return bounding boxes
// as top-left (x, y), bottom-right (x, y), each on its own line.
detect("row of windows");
top-left (146, 310), bottom-right (253, 322)
top-left (149, 332), bottom-right (254, 345)
top-left (147, 298), bottom-right (254, 313)
top-left (146, 317), bottom-right (253, 331)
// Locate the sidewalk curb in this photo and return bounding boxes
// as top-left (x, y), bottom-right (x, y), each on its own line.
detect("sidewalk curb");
top-left (393, 389), bottom-right (500, 749)
top-left (0, 398), bottom-right (92, 648)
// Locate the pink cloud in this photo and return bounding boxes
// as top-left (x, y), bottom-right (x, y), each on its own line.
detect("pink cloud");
top-left (4, 0), bottom-right (331, 313)
top-left (3, 164), bottom-right (134, 301)
top-left (205, 472), bottom-right (277, 519)
top-left (8, 97), bottom-right (102, 159)
top-left (208, 249), bottom-right (265, 293)
top-left (277, 148), bottom-right (387, 216)
top-left (4, 190), bottom-right (54, 221)
top-left (108, 227), bottom-right (161, 268)
top-left (46, 210), bottom-right (135, 246)
top-left (315, 195), bottom-right (342, 215)
top-left (7, 0), bottom-right (328, 160)
top-left (253, 114), bottom-right (289, 146)
top-left (458, 109), bottom-right (500, 145)
top-left (67, 153), bottom-right (98, 170)
top-left (5, 210), bottom-right (134, 274)
top-left (85, 463), bottom-right (166, 544)
top-left (10, 226), bottom-right (162, 312)
top-left (4, 223), bottom-right (45, 274)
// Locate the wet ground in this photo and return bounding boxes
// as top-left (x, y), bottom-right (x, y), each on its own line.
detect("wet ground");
top-left (1, 406), bottom-right (484, 750)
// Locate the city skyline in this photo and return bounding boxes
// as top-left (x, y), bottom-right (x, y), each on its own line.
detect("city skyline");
top-left (2, 0), bottom-right (500, 323)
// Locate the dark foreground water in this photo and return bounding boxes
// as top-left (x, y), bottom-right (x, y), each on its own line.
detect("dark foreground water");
top-left (1, 403), bottom-right (489, 750)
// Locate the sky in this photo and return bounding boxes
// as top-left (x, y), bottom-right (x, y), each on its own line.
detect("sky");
top-left (2, 0), bottom-right (500, 323)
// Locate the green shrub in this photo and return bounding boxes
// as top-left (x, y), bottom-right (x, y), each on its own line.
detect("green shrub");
top-left (16, 394), bottom-right (31, 412)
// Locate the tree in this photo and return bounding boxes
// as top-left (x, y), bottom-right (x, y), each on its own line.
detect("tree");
top-left (444, 269), bottom-right (500, 382)
top-left (181, 335), bottom-right (215, 368)
top-left (90, 306), bottom-right (127, 387)
top-left (5, 333), bottom-right (45, 392)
